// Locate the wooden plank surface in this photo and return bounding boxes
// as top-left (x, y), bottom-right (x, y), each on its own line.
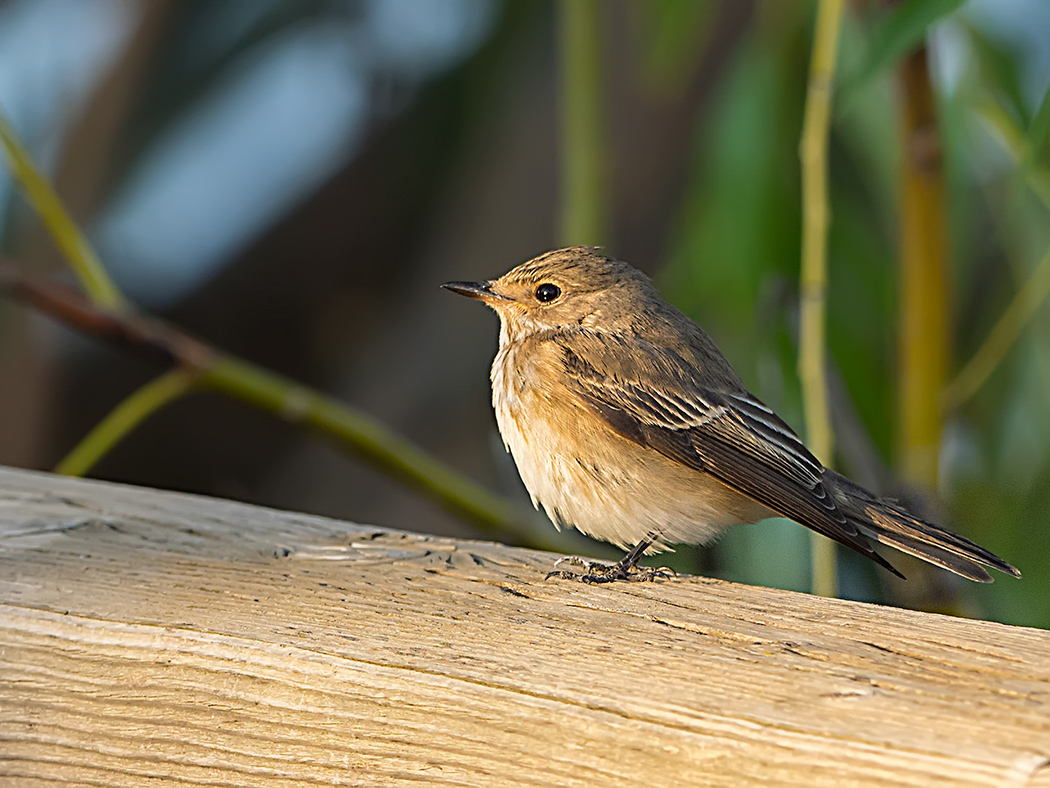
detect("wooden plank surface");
top-left (0, 465), bottom-right (1048, 787)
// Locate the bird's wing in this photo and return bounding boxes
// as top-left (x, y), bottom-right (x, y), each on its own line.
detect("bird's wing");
top-left (559, 332), bottom-right (902, 576)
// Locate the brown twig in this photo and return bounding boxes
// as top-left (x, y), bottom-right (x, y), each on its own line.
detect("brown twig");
top-left (0, 262), bottom-right (540, 542)
top-left (0, 261), bottom-right (212, 368)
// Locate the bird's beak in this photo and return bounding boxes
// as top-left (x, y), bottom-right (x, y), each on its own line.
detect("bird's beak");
top-left (441, 280), bottom-right (510, 303)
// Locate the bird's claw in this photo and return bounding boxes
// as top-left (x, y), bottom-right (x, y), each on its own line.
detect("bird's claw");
top-left (546, 555), bottom-right (676, 584)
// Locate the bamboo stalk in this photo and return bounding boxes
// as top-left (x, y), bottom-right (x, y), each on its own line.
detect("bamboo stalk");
top-left (799, 0), bottom-right (845, 598)
top-left (897, 47), bottom-right (949, 486)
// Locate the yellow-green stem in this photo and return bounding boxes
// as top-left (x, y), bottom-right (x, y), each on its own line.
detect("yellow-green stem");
top-left (799, 0), bottom-right (844, 598)
top-left (1, 107), bottom-right (536, 546)
top-left (897, 47), bottom-right (949, 488)
top-left (942, 244), bottom-right (1050, 410)
top-left (0, 111), bottom-right (126, 311)
top-left (975, 96), bottom-right (1050, 212)
top-left (56, 368), bottom-right (200, 477)
top-left (944, 88), bottom-right (1050, 407)
top-left (199, 357), bottom-right (534, 542)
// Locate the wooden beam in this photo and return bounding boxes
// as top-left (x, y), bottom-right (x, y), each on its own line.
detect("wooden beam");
top-left (1, 466), bottom-right (1048, 786)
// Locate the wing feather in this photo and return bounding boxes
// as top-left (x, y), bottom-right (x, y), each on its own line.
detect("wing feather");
top-left (559, 332), bottom-right (902, 576)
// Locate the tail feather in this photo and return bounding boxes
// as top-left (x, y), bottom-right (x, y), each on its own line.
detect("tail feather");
top-left (852, 515), bottom-right (993, 583)
top-left (828, 471), bottom-right (1021, 583)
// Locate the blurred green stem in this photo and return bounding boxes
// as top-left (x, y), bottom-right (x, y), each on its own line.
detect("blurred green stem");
top-left (0, 111), bottom-right (126, 311)
top-left (799, 0), bottom-right (844, 598)
top-left (51, 350), bottom-right (531, 539)
top-left (199, 357), bottom-right (530, 540)
top-left (943, 245), bottom-right (1050, 410)
top-left (0, 106), bottom-right (532, 543)
top-left (943, 88), bottom-right (1050, 408)
top-left (976, 95), bottom-right (1050, 211)
top-left (56, 368), bottom-right (201, 477)
top-left (897, 47), bottom-right (950, 488)
top-left (1023, 82), bottom-right (1050, 171)
top-left (558, 0), bottom-right (607, 246)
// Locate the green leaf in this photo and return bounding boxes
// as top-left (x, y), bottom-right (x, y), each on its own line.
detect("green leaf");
top-left (967, 24), bottom-right (1031, 132)
top-left (629, 0), bottom-right (716, 95)
top-left (839, 0), bottom-right (966, 110)
top-left (1024, 81), bottom-right (1050, 169)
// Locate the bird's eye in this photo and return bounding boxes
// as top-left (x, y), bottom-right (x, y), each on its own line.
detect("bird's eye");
top-left (534, 283), bottom-right (561, 303)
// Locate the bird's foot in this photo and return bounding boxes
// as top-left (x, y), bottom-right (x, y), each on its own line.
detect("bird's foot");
top-left (546, 555), bottom-right (676, 584)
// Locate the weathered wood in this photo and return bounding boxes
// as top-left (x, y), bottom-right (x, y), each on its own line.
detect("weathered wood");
top-left (0, 465), bottom-right (1048, 787)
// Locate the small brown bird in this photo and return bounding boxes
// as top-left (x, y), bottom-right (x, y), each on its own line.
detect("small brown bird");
top-left (443, 247), bottom-right (1020, 584)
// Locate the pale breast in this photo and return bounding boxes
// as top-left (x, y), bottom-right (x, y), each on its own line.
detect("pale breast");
top-left (490, 340), bottom-right (770, 552)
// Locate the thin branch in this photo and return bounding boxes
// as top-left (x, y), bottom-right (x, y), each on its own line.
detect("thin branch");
top-left (56, 368), bottom-right (202, 477)
top-left (975, 95), bottom-right (1050, 212)
top-left (949, 84), bottom-right (1050, 409)
top-left (0, 107), bottom-right (542, 544)
top-left (942, 244), bottom-right (1050, 411)
top-left (0, 111), bottom-right (126, 311)
top-left (198, 358), bottom-right (526, 537)
top-left (940, 90), bottom-right (1050, 408)
top-left (798, 0), bottom-right (845, 598)
top-left (0, 261), bottom-right (212, 366)
top-left (0, 265), bottom-right (538, 543)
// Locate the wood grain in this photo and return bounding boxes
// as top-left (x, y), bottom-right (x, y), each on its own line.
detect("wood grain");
top-left (0, 466), bottom-right (1048, 786)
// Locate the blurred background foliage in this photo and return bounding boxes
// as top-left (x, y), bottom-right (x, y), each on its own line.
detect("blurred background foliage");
top-left (0, 0), bottom-right (1048, 626)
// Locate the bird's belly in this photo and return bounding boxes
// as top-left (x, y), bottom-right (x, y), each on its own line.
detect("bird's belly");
top-left (493, 376), bottom-right (769, 552)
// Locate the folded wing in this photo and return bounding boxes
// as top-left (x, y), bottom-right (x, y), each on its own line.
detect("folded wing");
top-left (558, 331), bottom-right (904, 577)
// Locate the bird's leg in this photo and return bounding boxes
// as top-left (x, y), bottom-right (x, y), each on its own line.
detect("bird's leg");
top-left (616, 535), bottom-right (654, 573)
top-left (546, 533), bottom-right (676, 583)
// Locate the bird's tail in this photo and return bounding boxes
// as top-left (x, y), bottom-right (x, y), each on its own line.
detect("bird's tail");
top-left (828, 471), bottom-right (1021, 583)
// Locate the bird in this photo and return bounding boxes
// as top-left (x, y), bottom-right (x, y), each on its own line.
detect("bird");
top-left (442, 246), bottom-right (1020, 584)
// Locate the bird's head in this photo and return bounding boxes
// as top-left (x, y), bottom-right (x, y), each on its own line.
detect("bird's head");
top-left (442, 246), bottom-right (652, 343)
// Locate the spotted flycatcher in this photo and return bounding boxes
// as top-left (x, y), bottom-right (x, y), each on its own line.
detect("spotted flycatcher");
top-left (443, 247), bottom-right (1019, 584)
